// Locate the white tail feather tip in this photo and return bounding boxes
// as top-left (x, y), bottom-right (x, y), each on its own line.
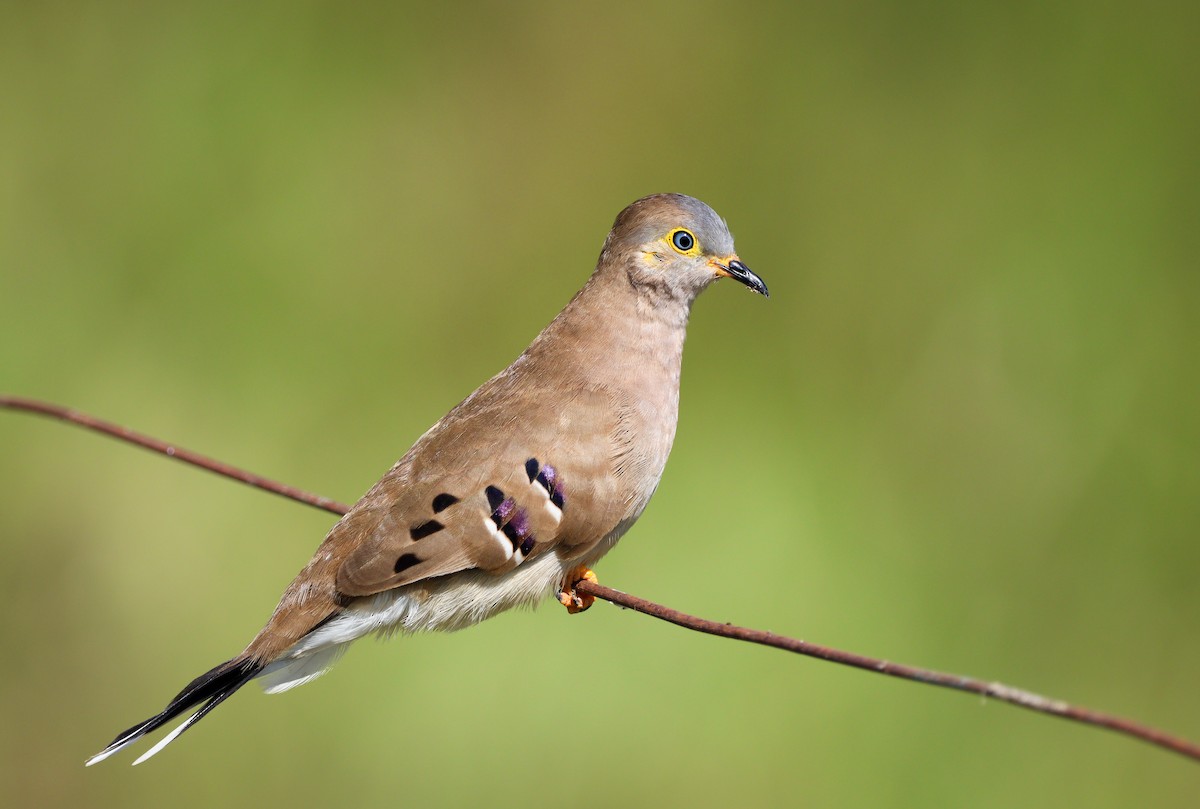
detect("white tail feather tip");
top-left (131, 711), bottom-right (199, 766)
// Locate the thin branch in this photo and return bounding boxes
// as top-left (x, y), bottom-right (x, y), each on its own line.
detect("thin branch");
top-left (3, 395), bottom-right (1197, 765)
top-left (0, 395), bottom-right (350, 515)
top-left (578, 581), bottom-right (1200, 762)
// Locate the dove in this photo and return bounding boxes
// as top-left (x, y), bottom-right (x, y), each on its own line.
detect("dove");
top-left (87, 193), bottom-right (767, 765)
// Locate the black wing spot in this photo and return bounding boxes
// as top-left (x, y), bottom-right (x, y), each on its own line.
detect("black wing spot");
top-left (519, 536), bottom-right (535, 555)
top-left (525, 457), bottom-right (539, 482)
top-left (534, 463), bottom-right (565, 510)
top-left (394, 553), bottom-right (421, 574)
top-left (431, 493), bottom-right (459, 513)
top-left (499, 508), bottom-right (531, 551)
top-left (409, 520), bottom-right (444, 540)
top-left (485, 485), bottom-right (505, 512)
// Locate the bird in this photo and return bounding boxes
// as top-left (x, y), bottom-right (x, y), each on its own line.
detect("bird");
top-left (86, 193), bottom-right (767, 766)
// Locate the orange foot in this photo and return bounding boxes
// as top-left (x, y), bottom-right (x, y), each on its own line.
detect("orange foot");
top-left (557, 566), bottom-right (598, 614)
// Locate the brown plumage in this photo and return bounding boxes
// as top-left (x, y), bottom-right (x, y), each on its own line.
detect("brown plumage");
top-left (87, 193), bottom-right (767, 765)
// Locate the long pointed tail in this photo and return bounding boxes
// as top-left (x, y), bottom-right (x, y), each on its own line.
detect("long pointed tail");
top-left (86, 656), bottom-right (262, 766)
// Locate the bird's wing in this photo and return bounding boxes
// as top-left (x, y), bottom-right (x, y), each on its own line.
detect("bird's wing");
top-left (332, 373), bottom-right (635, 597)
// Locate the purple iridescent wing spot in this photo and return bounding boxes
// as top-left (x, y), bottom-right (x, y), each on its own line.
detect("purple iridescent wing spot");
top-left (527, 458), bottom-right (565, 511)
top-left (485, 485), bottom-right (516, 525)
top-left (540, 464), bottom-right (565, 509)
top-left (484, 483), bottom-right (537, 556)
top-left (509, 509), bottom-right (529, 539)
top-left (494, 497), bottom-right (516, 525)
top-left (500, 507), bottom-right (532, 552)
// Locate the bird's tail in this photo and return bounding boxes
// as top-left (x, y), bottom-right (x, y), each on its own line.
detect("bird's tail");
top-left (86, 656), bottom-right (262, 766)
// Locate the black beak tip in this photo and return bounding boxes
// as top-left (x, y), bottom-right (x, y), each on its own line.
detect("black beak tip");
top-left (727, 259), bottom-right (769, 298)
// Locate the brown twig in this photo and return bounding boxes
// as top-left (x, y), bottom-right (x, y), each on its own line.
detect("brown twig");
top-left (0, 395), bottom-right (350, 515)
top-left (3, 394), bottom-right (1198, 764)
top-left (577, 581), bottom-right (1200, 762)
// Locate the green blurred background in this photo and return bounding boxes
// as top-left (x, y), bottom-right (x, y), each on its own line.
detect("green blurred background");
top-left (1, 2), bottom-right (1197, 806)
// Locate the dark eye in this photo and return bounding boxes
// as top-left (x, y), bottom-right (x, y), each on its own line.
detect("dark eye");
top-left (671, 229), bottom-right (695, 252)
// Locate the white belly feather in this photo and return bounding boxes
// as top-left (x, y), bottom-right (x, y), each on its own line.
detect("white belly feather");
top-left (257, 550), bottom-right (572, 694)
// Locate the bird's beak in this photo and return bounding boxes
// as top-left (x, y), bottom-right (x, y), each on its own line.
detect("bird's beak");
top-left (711, 256), bottom-right (769, 297)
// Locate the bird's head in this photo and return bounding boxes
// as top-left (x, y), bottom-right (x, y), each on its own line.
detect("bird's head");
top-left (600, 194), bottom-right (767, 302)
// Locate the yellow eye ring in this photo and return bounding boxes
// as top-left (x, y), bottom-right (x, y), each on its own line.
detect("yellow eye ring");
top-left (668, 228), bottom-right (700, 256)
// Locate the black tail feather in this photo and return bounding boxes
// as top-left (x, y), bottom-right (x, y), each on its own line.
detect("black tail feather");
top-left (87, 656), bottom-right (262, 765)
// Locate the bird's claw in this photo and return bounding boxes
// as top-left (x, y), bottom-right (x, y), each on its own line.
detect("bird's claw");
top-left (557, 566), bottom-right (598, 614)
